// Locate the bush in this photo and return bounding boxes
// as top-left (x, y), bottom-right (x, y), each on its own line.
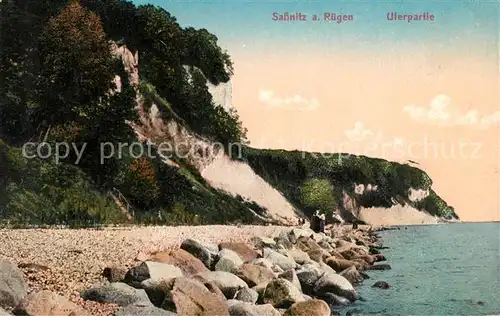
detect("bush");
top-left (300, 178), bottom-right (336, 214)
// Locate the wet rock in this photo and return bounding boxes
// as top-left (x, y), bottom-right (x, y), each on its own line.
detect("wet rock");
top-left (14, 290), bottom-right (89, 316)
top-left (324, 257), bottom-right (358, 273)
top-left (283, 299), bottom-right (331, 316)
top-left (263, 279), bottom-right (305, 308)
top-left (373, 254), bottom-right (386, 262)
top-left (322, 292), bottom-right (350, 306)
top-left (346, 308), bottom-right (364, 315)
top-left (367, 264), bottom-right (391, 271)
top-left (313, 272), bottom-right (357, 302)
top-left (339, 266), bottom-right (364, 285)
top-left (0, 260), bottom-right (28, 309)
top-left (372, 281), bottom-right (391, 289)
top-left (339, 250), bottom-right (359, 260)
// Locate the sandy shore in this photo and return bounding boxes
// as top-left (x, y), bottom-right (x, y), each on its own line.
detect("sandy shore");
top-left (0, 225), bottom-right (292, 315)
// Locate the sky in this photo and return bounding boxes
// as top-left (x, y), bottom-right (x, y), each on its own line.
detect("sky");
top-left (133, 0), bottom-right (500, 222)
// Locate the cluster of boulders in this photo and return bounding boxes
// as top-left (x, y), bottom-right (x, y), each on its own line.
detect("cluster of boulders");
top-left (0, 226), bottom-right (390, 315)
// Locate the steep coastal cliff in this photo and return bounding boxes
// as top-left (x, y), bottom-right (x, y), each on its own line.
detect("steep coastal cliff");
top-left (0, 0), bottom-right (458, 227)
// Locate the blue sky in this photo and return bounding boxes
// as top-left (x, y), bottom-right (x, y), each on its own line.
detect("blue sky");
top-left (132, 0), bottom-right (498, 56)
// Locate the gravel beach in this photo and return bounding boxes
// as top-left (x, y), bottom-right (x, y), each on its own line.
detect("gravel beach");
top-left (0, 225), bottom-right (292, 315)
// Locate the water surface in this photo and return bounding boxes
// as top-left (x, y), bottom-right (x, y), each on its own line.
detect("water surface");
top-left (336, 222), bottom-right (500, 315)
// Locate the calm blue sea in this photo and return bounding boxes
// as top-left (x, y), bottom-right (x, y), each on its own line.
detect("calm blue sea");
top-left (335, 222), bottom-right (500, 316)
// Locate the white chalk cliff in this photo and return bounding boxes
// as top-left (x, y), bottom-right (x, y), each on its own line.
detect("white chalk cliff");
top-left (112, 43), bottom-right (299, 225)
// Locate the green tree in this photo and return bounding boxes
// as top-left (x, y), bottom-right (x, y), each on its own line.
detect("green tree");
top-left (36, 2), bottom-right (116, 128)
top-left (300, 178), bottom-right (336, 213)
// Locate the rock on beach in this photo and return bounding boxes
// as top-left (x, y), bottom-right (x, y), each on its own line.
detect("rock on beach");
top-left (0, 224), bottom-right (388, 315)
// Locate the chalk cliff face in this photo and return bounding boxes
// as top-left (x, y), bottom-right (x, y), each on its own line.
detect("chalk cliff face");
top-left (343, 185), bottom-right (437, 225)
top-left (113, 43), bottom-right (299, 225)
top-left (184, 65), bottom-right (233, 111)
top-left (207, 78), bottom-right (232, 111)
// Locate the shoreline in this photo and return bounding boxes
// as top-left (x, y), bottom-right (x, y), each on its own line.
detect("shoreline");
top-left (0, 224), bottom-right (389, 315)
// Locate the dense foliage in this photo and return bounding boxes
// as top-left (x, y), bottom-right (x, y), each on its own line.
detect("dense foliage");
top-left (0, 0), bottom-right (252, 226)
top-left (241, 148), bottom-right (457, 219)
top-left (300, 179), bottom-right (336, 214)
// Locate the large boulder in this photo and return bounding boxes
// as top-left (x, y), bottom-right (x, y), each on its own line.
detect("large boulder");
top-left (295, 265), bottom-right (323, 295)
top-left (249, 258), bottom-right (273, 270)
top-left (170, 277), bottom-right (229, 316)
top-left (307, 249), bottom-right (330, 263)
top-left (324, 257), bottom-right (357, 273)
top-left (227, 300), bottom-right (280, 316)
top-left (278, 270), bottom-right (302, 293)
top-left (14, 290), bottom-right (89, 316)
top-left (103, 265), bottom-right (128, 283)
top-left (366, 264), bottom-right (392, 271)
top-left (139, 278), bottom-right (176, 307)
top-left (196, 271), bottom-right (247, 299)
top-left (313, 272), bottom-right (357, 302)
top-left (219, 242), bottom-right (259, 263)
top-left (339, 266), bottom-right (364, 285)
top-left (215, 249), bottom-right (244, 273)
top-left (295, 237), bottom-right (321, 253)
top-left (81, 282), bottom-right (150, 306)
top-left (288, 229), bottom-right (315, 244)
top-left (124, 262), bottom-right (183, 287)
top-left (149, 249), bottom-right (208, 275)
top-left (263, 279), bottom-right (305, 308)
top-left (180, 239), bottom-right (217, 269)
top-left (234, 264), bottom-right (275, 288)
top-left (250, 237), bottom-right (276, 249)
top-left (283, 299), bottom-right (331, 316)
top-left (0, 260), bottom-right (28, 309)
top-left (115, 302), bottom-right (178, 316)
top-left (284, 249), bottom-right (311, 265)
top-left (234, 287), bottom-right (259, 304)
top-left (262, 249), bottom-right (297, 271)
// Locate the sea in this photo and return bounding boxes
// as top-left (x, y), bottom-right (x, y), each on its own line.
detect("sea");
top-left (334, 222), bottom-right (500, 316)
